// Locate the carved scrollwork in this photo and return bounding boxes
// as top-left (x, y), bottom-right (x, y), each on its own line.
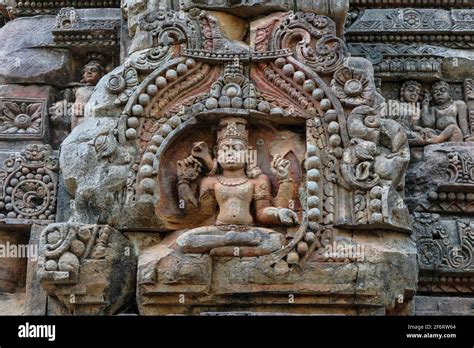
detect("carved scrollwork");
top-left (447, 152), bottom-right (474, 184)
top-left (414, 213), bottom-right (474, 271)
top-left (129, 46), bottom-right (174, 72)
top-left (418, 239), bottom-right (443, 268)
top-left (0, 145), bottom-right (58, 222)
top-left (273, 12), bottom-right (347, 75)
top-left (39, 223), bottom-right (112, 283)
top-left (37, 223), bottom-right (136, 315)
top-left (137, 10), bottom-right (199, 49)
top-left (106, 67), bottom-right (139, 105)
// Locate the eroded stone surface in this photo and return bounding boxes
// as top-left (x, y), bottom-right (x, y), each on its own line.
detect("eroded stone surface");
top-left (0, 16), bottom-right (72, 86)
top-left (37, 223), bottom-right (136, 315)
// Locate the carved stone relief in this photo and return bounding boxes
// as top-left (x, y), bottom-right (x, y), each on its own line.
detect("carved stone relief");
top-left (0, 0), bottom-right (472, 316)
top-left (50, 54), bottom-right (107, 134)
top-left (0, 145), bottom-right (58, 223)
top-left (0, 98), bottom-right (47, 139)
top-left (62, 2), bottom-right (417, 314)
top-left (37, 223), bottom-right (136, 314)
top-left (347, 9), bottom-right (474, 48)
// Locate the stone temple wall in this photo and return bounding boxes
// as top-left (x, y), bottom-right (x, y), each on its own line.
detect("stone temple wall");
top-left (0, 0), bottom-right (472, 315)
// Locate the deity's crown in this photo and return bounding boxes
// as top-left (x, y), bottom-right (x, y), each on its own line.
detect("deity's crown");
top-left (217, 117), bottom-right (248, 144)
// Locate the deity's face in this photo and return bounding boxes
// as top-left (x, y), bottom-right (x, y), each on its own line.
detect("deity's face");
top-left (432, 83), bottom-right (451, 105)
top-left (402, 83), bottom-right (421, 103)
top-left (217, 139), bottom-right (247, 172)
top-left (83, 63), bottom-right (104, 85)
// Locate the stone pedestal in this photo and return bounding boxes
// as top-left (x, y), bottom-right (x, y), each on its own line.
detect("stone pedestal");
top-left (37, 223), bottom-right (137, 315)
top-left (137, 230), bottom-right (417, 315)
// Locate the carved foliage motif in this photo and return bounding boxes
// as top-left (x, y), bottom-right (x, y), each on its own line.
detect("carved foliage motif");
top-left (38, 223), bottom-right (112, 283)
top-left (384, 9), bottom-right (452, 30)
top-left (0, 98), bottom-right (46, 138)
top-left (271, 12), bottom-right (347, 74)
top-left (0, 145), bottom-right (58, 221)
top-left (414, 213), bottom-right (474, 271)
top-left (331, 66), bottom-right (376, 107)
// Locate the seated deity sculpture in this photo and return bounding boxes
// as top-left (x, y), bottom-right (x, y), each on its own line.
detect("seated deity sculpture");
top-left (174, 117), bottom-right (299, 257)
top-left (386, 80), bottom-right (473, 146)
top-left (419, 81), bottom-right (473, 144)
top-left (386, 80), bottom-right (432, 146)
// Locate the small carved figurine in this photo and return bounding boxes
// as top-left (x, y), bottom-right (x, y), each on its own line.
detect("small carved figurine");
top-left (49, 55), bottom-right (106, 138)
top-left (419, 81), bottom-right (473, 144)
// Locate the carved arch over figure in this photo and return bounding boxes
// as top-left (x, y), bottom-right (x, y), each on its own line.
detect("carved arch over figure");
top-left (97, 9), bottom-right (408, 271)
top-left (33, 0), bottom-right (423, 315)
top-left (57, 5), bottom-right (411, 269)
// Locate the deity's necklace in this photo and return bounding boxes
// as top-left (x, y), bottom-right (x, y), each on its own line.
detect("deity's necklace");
top-left (436, 100), bottom-right (452, 110)
top-left (216, 175), bottom-right (249, 187)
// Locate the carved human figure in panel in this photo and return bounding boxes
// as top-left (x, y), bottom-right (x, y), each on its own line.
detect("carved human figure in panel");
top-left (421, 81), bottom-right (472, 144)
top-left (71, 59), bottom-right (106, 129)
top-left (50, 56), bottom-right (106, 133)
top-left (175, 117), bottom-right (299, 256)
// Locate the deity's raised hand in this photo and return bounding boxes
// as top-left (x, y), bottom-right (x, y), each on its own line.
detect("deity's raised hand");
top-left (271, 154), bottom-right (291, 181)
top-left (422, 90), bottom-right (431, 106)
top-left (177, 155), bottom-right (202, 182)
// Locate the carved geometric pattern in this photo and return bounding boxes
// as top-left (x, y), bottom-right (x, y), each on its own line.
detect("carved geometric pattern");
top-left (414, 213), bottom-right (474, 272)
top-left (11, 0), bottom-right (120, 17)
top-left (346, 9), bottom-right (474, 48)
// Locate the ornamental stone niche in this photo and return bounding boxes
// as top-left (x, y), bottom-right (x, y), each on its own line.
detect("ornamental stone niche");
top-left (0, 0), bottom-right (473, 316)
top-left (54, 0), bottom-right (417, 315)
